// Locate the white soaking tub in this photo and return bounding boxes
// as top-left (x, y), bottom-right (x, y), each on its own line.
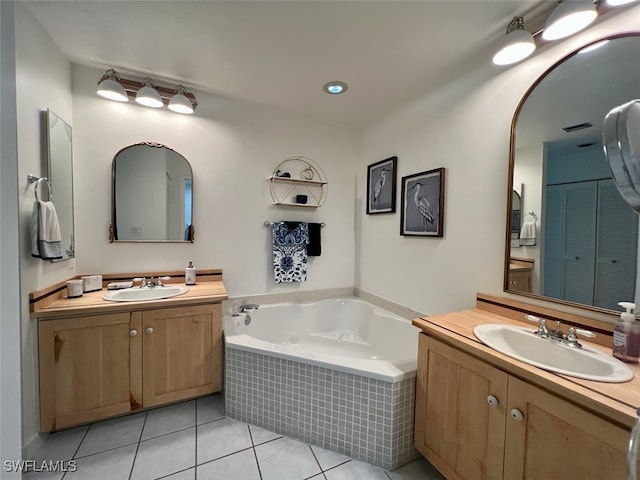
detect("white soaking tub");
top-left (224, 297), bottom-right (421, 470)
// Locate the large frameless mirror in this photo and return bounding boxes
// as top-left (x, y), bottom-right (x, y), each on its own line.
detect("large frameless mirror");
top-left (110, 142), bottom-right (194, 242)
top-left (43, 109), bottom-right (74, 260)
top-left (506, 33), bottom-right (640, 314)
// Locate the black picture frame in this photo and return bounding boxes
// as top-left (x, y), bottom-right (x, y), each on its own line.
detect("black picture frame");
top-left (400, 168), bottom-right (445, 237)
top-left (366, 156), bottom-right (397, 214)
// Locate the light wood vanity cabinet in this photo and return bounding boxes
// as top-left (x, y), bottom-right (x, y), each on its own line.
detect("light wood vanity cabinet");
top-left (141, 305), bottom-right (222, 407)
top-left (415, 335), bottom-right (630, 480)
top-left (39, 303), bottom-right (222, 432)
top-left (38, 312), bottom-right (135, 431)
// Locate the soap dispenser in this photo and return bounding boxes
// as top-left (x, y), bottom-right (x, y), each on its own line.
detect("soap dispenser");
top-left (613, 301), bottom-right (640, 364)
top-left (185, 261), bottom-right (196, 285)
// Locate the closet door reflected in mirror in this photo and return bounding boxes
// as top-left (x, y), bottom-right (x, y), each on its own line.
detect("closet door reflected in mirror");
top-left (507, 34), bottom-right (640, 313)
top-left (110, 143), bottom-right (194, 242)
top-left (43, 109), bottom-right (74, 260)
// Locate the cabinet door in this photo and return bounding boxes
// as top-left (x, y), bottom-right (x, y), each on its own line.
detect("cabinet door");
top-left (509, 270), bottom-right (531, 293)
top-left (38, 313), bottom-right (136, 432)
top-left (504, 376), bottom-right (629, 479)
top-left (415, 335), bottom-right (508, 480)
top-left (142, 304), bottom-right (222, 407)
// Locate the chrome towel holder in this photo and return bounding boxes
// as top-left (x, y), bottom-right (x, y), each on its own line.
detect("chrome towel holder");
top-left (263, 221), bottom-right (325, 227)
top-left (27, 174), bottom-right (53, 201)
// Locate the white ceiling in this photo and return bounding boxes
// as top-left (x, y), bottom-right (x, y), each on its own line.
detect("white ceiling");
top-left (23, 0), bottom-right (549, 130)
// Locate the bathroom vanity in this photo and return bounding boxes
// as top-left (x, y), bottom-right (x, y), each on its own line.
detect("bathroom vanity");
top-left (413, 293), bottom-right (640, 479)
top-left (30, 269), bottom-right (227, 432)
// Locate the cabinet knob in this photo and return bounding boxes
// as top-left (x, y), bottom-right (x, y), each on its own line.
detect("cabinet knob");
top-left (129, 329), bottom-right (138, 337)
top-left (510, 408), bottom-right (524, 422)
top-left (487, 395), bottom-right (499, 407)
top-left (145, 327), bottom-right (154, 335)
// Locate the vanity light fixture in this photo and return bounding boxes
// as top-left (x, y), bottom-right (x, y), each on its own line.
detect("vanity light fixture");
top-left (492, 17), bottom-right (536, 65)
top-left (542, 0), bottom-right (598, 41)
top-left (96, 69), bottom-right (198, 113)
top-left (492, 0), bottom-right (635, 66)
top-left (168, 84), bottom-right (194, 114)
top-left (96, 69), bottom-right (128, 102)
top-left (323, 81), bottom-right (348, 95)
top-left (135, 77), bottom-right (163, 108)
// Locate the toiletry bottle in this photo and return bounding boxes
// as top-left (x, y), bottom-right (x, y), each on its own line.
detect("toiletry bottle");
top-left (613, 301), bottom-right (640, 364)
top-left (185, 261), bottom-right (196, 285)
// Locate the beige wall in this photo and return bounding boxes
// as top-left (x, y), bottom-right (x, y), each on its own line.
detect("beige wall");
top-left (356, 8), bottom-right (640, 317)
top-left (14, 1), bottom-right (74, 454)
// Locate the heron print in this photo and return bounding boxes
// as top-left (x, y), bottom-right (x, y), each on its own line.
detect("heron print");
top-left (367, 156), bottom-right (397, 214)
top-left (400, 168), bottom-right (445, 237)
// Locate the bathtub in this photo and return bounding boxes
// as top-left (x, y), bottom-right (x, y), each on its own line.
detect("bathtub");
top-left (224, 297), bottom-right (421, 470)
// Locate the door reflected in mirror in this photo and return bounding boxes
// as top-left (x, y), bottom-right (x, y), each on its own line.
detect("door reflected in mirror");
top-left (507, 34), bottom-right (640, 313)
top-left (110, 142), bottom-right (194, 242)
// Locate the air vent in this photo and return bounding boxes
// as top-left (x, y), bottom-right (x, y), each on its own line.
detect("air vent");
top-left (577, 142), bottom-right (597, 148)
top-left (562, 122), bottom-right (593, 133)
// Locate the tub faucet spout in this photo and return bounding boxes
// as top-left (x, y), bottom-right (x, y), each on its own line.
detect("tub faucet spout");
top-left (240, 303), bottom-right (259, 313)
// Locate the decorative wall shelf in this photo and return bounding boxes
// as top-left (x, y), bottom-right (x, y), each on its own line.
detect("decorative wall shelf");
top-left (269, 156), bottom-right (327, 207)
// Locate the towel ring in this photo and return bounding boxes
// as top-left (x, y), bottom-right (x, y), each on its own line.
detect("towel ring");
top-left (27, 174), bottom-right (53, 202)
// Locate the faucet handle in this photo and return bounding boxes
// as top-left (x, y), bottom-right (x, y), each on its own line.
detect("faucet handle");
top-left (158, 276), bottom-right (170, 287)
top-left (565, 327), bottom-right (596, 348)
top-left (525, 314), bottom-right (548, 337)
top-left (133, 277), bottom-right (146, 287)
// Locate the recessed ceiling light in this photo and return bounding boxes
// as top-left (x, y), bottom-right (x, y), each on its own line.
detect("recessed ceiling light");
top-left (323, 81), bottom-right (348, 95)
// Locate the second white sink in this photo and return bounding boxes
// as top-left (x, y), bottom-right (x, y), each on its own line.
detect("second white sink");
top-left (473, 323), bottom-right (633, 383)
top-left (103, 285), bottom-right (189, 302)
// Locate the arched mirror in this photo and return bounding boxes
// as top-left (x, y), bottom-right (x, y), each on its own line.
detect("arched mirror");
top-left (110, 142), bottom-right (194, 242)
top-left (506, 33), bottom-right (640, 314)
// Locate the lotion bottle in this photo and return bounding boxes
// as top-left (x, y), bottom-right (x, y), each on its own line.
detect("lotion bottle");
top-left (185, 261), bottom-right (196, 285)
top-left (613, 301), bottom-right (640, 364)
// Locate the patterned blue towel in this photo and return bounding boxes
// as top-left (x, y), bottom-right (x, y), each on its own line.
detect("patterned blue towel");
top-left (272, 222), bottom-right (309, 283)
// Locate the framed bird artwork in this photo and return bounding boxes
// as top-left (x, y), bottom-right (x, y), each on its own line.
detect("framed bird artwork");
top-left (366, 156), bottom-right (397, 214)
top-left (400, 168), bottom-right (445, 237)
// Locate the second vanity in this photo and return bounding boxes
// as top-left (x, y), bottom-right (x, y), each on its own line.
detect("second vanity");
top-left (31, 269), bottom-right (227, 432)
top-left (413, 293), bottom-right (640, 480)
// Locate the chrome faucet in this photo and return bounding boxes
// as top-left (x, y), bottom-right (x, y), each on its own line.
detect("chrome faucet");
top-left (133, 276), bottom-right (170, 288)
top-left (239, 303), bottom-right (259, 313)
top-left (525, 315), bottom-right (595, 347)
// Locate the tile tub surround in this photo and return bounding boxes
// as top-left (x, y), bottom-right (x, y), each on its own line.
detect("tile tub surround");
top-left (225, 347), bottom-right (419, 470)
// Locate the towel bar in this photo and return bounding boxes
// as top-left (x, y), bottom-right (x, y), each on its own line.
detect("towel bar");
top-left (27, 174), bottom-right (53, 201)
top-left (263, 221), bottom-right (325, 227)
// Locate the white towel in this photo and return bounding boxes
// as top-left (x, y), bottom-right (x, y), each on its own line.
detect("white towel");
top-left (31, 200), bottom-right (63, 260)
top-left (520, 216), bottom-right (537, 246)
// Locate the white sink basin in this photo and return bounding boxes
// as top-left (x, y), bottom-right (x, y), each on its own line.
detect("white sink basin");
top-left (103, 286), bottom-right (189, 302)
top-left (473, 324), bottom-right (633, 383)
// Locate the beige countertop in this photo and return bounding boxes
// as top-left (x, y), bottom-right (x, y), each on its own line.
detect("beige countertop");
top-left (413, 308), bottom-right (640, 429)
top-left (31, 281), bottom-right (228, 320)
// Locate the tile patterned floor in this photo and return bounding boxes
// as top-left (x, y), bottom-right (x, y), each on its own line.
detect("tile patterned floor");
top-left (24, 394), bottom-right (445, 480)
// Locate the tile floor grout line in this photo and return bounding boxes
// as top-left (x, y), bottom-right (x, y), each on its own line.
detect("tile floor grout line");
top-left (128, 411), bottom-right (149, 480)
top-left (195, 445), bottom-right (255, 467)
top-left (194, 401), bottom-right (199, 480)
top-left (140, 421), bottom-right (202, 444)
top-left (320, 459), bottom-right (352, 475)
top-left (59, 423), bottom-right (92, 479)
top-left (153, 466), bottom-right (194, 480)
top-left (247, 424), bottom-right (263, 480)
top-left (307, 444), bottom-right (324, 475)
top-left (73, 441), bottom-right (139, 460)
